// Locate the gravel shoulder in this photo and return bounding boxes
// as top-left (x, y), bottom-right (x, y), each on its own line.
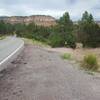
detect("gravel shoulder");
top-left (0, 44), bottom-right (100, 100)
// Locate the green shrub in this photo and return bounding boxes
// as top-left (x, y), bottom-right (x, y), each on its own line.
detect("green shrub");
top-left (48, 32), bottom-right (65, 47)
top-left (65, 33), bottom-right (76, 48)
top-left (61, 53), bottom-right (71, 60)
top-left (0, 35), bottom-right (5, 40)
top-left (82, 54), bottom-right (99, 71)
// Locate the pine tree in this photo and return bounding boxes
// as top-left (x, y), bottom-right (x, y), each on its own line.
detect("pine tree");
top-left (78, 11), bottom-right (100, 47)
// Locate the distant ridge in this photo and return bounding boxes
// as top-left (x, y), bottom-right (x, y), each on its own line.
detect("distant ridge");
top-left (0, 15), bottom-right (56, 27)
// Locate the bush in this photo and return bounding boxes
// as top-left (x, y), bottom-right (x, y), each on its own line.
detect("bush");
top-left (82, 54), bottom-right (99, 71)
top-left (61, 53), bottom-right (71, 60)
top-left (0, 35), bottom-right (5, 40)
top-left (48, 32), bottom-right (65, 47)
top-left (65, 33), bottom-right (76, 48)
top-left (48, 32), bottom-right (76, 48)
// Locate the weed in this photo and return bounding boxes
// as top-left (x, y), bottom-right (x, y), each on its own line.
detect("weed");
top-left (61, 53), bottom-right (71, 60)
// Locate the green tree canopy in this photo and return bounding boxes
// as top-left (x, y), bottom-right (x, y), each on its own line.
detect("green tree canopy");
top-left (49, 12), bottom-right (76, 48)
top-left (78, 11), bottom-right (100, 47)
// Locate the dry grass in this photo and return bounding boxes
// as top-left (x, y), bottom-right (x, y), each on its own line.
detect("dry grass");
top-left (22, 38), bottom-right (50, 48)
top-left (46, 47), bottom-right (100, 70)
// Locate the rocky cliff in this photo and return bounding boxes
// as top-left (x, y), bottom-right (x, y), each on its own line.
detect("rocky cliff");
top-left (0, 15), bottom-right (56, 27)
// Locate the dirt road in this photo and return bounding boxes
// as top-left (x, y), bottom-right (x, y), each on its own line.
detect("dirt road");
top-left (0, 44), bottom-right (100, 100)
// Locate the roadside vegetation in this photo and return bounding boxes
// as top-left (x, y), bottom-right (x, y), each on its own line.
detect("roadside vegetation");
top-left (0, 35), bottom-right (5, 40)
top-left (61, 53), bottom-right (72, 60)
top-left (57, 48), bottom-right (100, 72)
top-left (23, 38), bottom-right (50, 47)
top-left (82, 54), bottom-right (99, 71)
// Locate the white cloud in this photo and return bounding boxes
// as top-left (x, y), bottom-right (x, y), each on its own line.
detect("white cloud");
top-left (0, 0), bottom-right (99, 20)
top-left (66, 0), bottom-right (100, 20)
top-left (0, 9), bottom-right (13, 16)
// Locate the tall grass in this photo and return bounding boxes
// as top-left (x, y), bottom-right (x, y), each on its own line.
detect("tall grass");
top-left (23, 38), bottom-right (50, 47)
top-left (82, 54), bottom-right (99, 71)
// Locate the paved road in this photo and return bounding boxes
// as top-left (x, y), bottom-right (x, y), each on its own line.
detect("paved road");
top-left (0, 44), bottom-right (100, 100)
top-left (0, 36), bottom-right (24, 63)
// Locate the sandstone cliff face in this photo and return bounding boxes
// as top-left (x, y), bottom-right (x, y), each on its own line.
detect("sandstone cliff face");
top-left (1, 15), bottom-right (56, 27)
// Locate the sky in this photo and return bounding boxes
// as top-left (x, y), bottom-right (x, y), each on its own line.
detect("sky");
top-left (0, 0), bottom-right (100, 20)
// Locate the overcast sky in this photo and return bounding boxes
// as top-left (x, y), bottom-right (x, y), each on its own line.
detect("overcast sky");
top-left (0, 0), bottom-right (100, 20)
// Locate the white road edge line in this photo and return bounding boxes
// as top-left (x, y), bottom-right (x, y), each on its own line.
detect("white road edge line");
top-left (0, 41), bottom-right (24, 66)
